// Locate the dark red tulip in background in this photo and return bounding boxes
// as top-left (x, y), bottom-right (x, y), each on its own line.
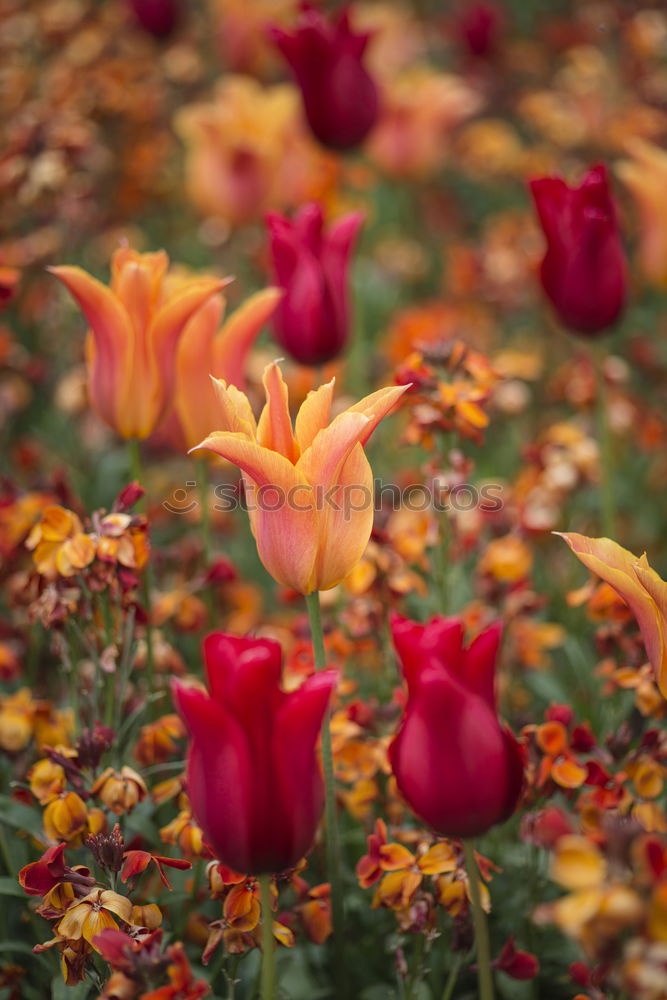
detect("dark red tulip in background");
top-left (530, 164), bottom-right (627, 336)
top-left (128, 0), bottom-right (179, 37)
top-left (172, 633), bottom-right (336, 875)
top-left (266, 204), bottom-right (363, 366)
top-left (270, 4), bottom-right (379, 150)
top-left (389, 613), bottom-right (524, 839)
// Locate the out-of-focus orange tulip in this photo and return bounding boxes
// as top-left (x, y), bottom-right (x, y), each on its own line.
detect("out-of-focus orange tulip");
top-left (558, 532), bottom-right (667, 697)
top-left (616, 139), bottom-right (667, 287)
top-left (192, 361), bottom-right (408, 593)
top-left (49, 248), bottom-right (225, 440)
top-left (174, 76), bottom-right (335, 227)
top-left (157, 285), bottom-right (283, 451)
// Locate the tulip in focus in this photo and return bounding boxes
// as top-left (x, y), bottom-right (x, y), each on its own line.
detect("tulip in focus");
top-left (157, 282), bottom-right (283, 451)
top-left (558, 532), bottom-right (667, 697)
top-left (270, 3), bottom-right (379, 150)
top-left (266, 204), bottom-right (363, 366)
top-left (389, 613), bottom-right (524, 838)
top-left (128, 0), bottom-right (179, 37)
top-left (49, 248), bottom-right (225, 440)
top-left (172, 632), bottom-right (337, 873)
top-left (191, 361), bottom-right (408, 593)
top-left (530, 165), bottom-right (627, 336)
top-left (616, 138), bottom-right (667, 288)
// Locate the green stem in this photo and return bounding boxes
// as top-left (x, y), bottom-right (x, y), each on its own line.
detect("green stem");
top-left (593, 351), bottom-right (615, 537)
top-left (259, 874), bottom-right (275, 1000)
top-left (440, 953), bottom-right (462, 1000)
top-left (304, 590), bottom-right (345, 996)
top-left (463, 840), bottom-right (494, 1000)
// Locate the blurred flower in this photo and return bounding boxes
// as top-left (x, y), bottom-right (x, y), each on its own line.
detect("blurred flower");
top-left (530, 165), bottom-right (627, 335)
top-left (270, 3), bottom-right (379, 150)
top-left (158, 282), bottom-right (282, 451)
top-left (50, 248), bottom-right (224, 439)
top-left (128, 0), bottom-right (180, 37)
top-left (454, 1), bottom-right (504, 59)
top-left (25, 506), bottom-right (93, 580)
top-left (389, 614), bottom-right (524, 838)
top-left (192, 361), bottom-right (407, 593)
top-left (172, 631), bottom-right (337, 873)
top-left (367, 67), bottom-right (481, 179)
top-left (616, 138), bottom-right (667, 288)
top-left (558, 532), bottom-right (667, 697)
top-left (175, 76), bottom-right (335, 227)
top-left (266, 204), bottom-right (363, 365)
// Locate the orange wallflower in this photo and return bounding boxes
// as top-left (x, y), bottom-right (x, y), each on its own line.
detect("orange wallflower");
top-left (56, 889), bottom-right (134, 950)
top-left (50, 248), bottom-right (225, 439)
top-left (193, 362), bottom-right (408, 593)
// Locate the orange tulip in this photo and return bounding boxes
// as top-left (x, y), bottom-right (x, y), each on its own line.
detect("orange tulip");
top-left (157, 285), bottom-right (283, 451)
top-left (558, 532), bottom-right (667, 697)
top-left (192, 361), bottom-right (408, 593)
top-left (49, 248), bottom-right (225, 439)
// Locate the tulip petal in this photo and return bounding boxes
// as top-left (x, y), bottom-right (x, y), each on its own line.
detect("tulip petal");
top-left (209, 378), bottom-right (257, 437)
top-left (257, 361), bottom-right (299, 461)
top-left (345, 383), bottom-right (410, 445)
top-left (633, 562), bottom-right (667, 696)
top-left (149, 277), bottom-right (227, 406)
top-left (192, 432), bottom-right (319, 592)
top-left (294, 378), bottom-right (336, 451)
top-left (48, 265), bottom-right (134, 430)
top-left (171, 295), bottom-right (226, 450)
top-left (463, 621), bottom-right (503, 708)
top-left (390, 614), bottom-right (465, 694)
top-left (171, 679), bottom-right (253, 872)
top-left (214, 287), bottom-right (283, 388)
top-left (558, 533), bottom-right (667, 694)
top-left (297, 411), bottom-right (374, 590)
top-left (273, 670), bottom-right (337, 861)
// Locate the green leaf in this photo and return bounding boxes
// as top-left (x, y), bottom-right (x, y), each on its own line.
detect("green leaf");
top-left (0, 795), bottom-right (43, 840)
top-left (0, 877), bottom-right (26, 897)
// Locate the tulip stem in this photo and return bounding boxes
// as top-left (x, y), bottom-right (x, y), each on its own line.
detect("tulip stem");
top-left (462, 840), bottom-right (494, 1000)
top-left (304, 590), bottom-right (346, 996)
top-left (258, 874), bottom-right (275, 1000)
top-left (593, 350), bottom-right (616, 537)
top-left (197, 458), bottom-right (212, 562)
top-left (128, 438), bottom-right (144, 508)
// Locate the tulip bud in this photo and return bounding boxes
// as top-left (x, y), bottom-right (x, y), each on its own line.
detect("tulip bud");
top-left (455, 2), bottom-right (504, 58)
top-left (388, 614), bottom-right (524, 839)
top-left (172, 632), bottom-right (337, 874)
top-left (266, 204), bottom-right (363, 366)
top-left (270, 4), bottom-right (379, 150)
top-left (529, 165), bottom-right (627, 336)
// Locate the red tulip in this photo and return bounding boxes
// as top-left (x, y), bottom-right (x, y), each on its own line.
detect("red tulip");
top-left (266, 204), bottom-right (363, 365)
top-left (128, 0), bottom-right (180, 37)
top-left (388, 614), bottom-right (524, 839)
top-left (172, 633), bottom-right (337, 874)
top-left (270, 4), bottom-right (379, 150)
top-left (530, 165), bottom-right (627, 336)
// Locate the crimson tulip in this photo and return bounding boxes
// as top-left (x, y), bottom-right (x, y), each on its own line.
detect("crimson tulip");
top-left (172, 632), bottom-right (337, 874)
top-left (388, 614), bottom-right (524, 839)
top-left (530, 164), bottom-right (627, 336)
top-left (270, 4), bottom-right (379, 150)
top-left (266, 204), bottom-right (363, 365)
